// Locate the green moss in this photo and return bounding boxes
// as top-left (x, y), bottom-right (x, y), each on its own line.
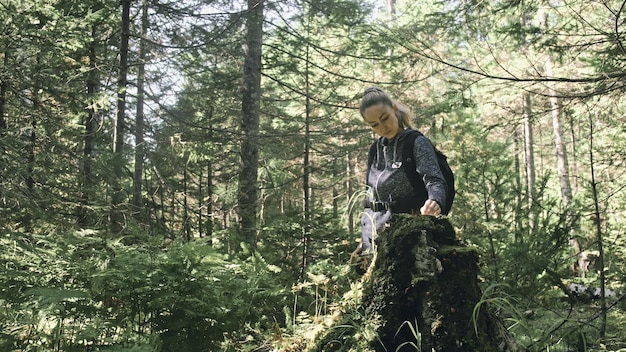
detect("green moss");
top-left (313, 216), bottom-right (520, 352)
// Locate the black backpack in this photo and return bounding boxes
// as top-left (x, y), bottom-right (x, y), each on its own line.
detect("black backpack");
top-left (367, 130), bottom-right (455, 215)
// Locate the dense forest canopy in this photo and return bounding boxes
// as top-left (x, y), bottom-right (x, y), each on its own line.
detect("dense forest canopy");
top-left (1, 0), bottom-right (625, 351)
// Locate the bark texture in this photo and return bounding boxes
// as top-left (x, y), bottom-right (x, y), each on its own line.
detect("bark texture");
top-left (317, 215), bottom-right (523, 352)
top-left (238, 0), bottom-right (263, 249)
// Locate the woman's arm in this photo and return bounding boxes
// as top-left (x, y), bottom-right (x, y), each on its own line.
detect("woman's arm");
top-left (413, 136), bottom-right (447, 214)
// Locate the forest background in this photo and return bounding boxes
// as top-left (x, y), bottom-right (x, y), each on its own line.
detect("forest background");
top-left (1, 0), bottom-right (625, 351)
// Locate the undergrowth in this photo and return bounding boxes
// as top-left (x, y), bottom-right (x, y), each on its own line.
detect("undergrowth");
top-left (2, 224), bottom-right (625, 351)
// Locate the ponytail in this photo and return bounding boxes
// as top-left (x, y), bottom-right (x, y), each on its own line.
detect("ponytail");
top-left (360, 87), bottom-right (415, 129)
top-left (395, 103), bottom-right (415, 130)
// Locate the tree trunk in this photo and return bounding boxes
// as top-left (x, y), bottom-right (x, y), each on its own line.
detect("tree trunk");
top-left (513, 127), bottom-right (523, 242)
top-left (111, 0), bottom-right (131, 233)
top-left (78, 26), bottom-right (98, 226)
top-left (568, 116), bottom-right (579, 191)
top-left (238, 0), bottom-right (263, 251)
top-left (24, 54), bottom-right (40, 230)
top-left (183, 153), bottom-right (190, 241)
top-left (317, 215), bottom-right (524, 352)
top-left (0, 50), bottom-right (7, 131)
top-left (133, 0), bottom-right (148, 215)
top-left (28, 72), bottom-right (38, 183)
top-left (346, 151), bottom-right (354, 236)
top-left (545, 56), bottom-right (582, 280)
top-left (301, 16), bottom-right (312, 278)
top-left (545, 57), bottom-right (573, 207)
top-left (0, 48), bottom-right (7, 197)
top-left (522, 92), bottom-right (536, 232)
top-left (206, 159), bottom-right (214, 240)
top-left (387, 0), bottom-right (396, 15)
top-left (588, 113), bottom-right (606, 340)
top-left (199, 167), bottom-right (203, 238)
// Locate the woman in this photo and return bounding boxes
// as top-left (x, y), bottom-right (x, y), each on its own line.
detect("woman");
top-left (356, 87), bottom-right (447, 255)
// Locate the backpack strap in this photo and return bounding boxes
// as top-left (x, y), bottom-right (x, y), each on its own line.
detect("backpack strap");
top-left (367, 142), bottom-right (377, 173)
top-left (366, 141), bottom-right (377, 188)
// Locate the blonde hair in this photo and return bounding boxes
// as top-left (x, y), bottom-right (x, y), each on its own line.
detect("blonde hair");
top-left (360, 87), bottom-right (415, 129)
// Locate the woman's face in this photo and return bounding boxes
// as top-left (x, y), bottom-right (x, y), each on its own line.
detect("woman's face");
top-left (362, 103), bottom-right (400, 140)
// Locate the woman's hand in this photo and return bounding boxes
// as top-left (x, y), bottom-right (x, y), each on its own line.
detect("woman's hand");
top-left (420, 199), bottom-right (441, 216)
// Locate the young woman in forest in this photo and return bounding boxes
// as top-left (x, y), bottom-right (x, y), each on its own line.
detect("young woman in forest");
top-left (352, 87), bottom-right (448, 259)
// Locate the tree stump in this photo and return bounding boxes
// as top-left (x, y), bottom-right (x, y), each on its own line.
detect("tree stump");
top-left (316, 215), bottom-right (524, 352)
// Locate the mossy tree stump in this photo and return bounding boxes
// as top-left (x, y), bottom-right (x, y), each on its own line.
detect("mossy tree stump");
top-left (359, 215), bottom-right (521, 352)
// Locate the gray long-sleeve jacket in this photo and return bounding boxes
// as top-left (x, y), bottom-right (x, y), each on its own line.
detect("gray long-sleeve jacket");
top-left (360, 129), bottom-right (447, 252)
top-left (366, 129), bottom-right (447, 211)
